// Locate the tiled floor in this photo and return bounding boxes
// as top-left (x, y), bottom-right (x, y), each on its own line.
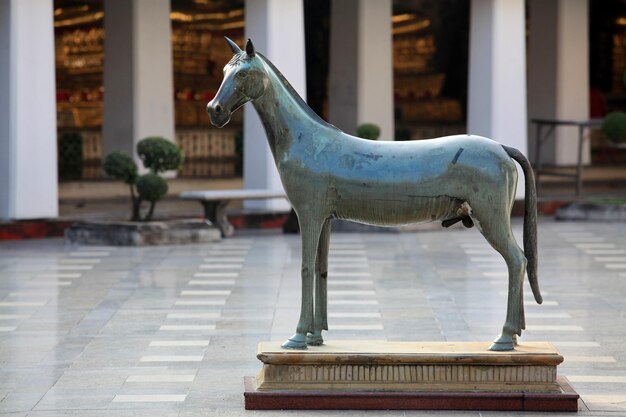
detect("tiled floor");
top-left (0, 219), bottom-right (625, 416)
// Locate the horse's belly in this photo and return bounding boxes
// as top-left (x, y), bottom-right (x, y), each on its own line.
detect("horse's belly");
top-left (333, 195), bottom-right (462, 227)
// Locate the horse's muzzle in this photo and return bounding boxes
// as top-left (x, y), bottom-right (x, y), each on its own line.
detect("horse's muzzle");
top-left (206, 101), bottom-right (231, 128)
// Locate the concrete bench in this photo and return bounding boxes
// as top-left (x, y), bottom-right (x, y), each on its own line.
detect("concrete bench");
top-left (180, 189), bottom-right (288, 237)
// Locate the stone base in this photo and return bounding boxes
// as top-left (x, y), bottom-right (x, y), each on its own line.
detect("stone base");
top-left (244, 376), bottom-right (579, 411)
top-left (556, 202), bottom-right (626, 222)
top-left (245, 341), bottom-right (579, 411)
top-left (64, 219), bottom-right (221, 246)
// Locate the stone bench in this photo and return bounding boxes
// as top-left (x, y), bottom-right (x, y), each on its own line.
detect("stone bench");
top-left (180, 189), bottom-right (288, 237)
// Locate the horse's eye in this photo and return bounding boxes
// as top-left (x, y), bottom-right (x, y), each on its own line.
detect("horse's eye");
top-left (237, 71), bottom-right (248, 79)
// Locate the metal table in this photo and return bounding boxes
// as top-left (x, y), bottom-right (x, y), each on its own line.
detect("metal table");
top-left (531, 118), bottom-right (604, 195)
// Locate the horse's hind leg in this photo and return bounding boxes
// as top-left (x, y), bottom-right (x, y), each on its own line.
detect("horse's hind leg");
top-left (469, 202), bottom-right (527, 351)
top-left (308, 219), bottom-right (330, 346)
top-left (281, 215), bottom-right (324, 350)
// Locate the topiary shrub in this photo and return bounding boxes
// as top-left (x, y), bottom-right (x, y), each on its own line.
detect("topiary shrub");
top-left (356, 123), bottom-right (381, 140)
top-left (137, 137), bottom-right (184, 174)
top-left (136, 173), bottom-right (169, 202)
top-left (602, 111), bottom-right (626, 144)
top-left (103, 151), bottom-right (138, 185)
top-left (102, 137), bottom-right (182, 221)
top-left (103, 152), bottom-right (141, 220)
top-left (136, 173), bottom-right (169, 221)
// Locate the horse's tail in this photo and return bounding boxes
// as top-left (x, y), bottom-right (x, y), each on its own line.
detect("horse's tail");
top-left (502, 145), bottom-right (542, 304)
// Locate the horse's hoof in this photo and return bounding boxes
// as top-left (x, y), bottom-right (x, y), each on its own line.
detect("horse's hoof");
top-left (306, 333), bottom-right (324, 346)
top-left (489, 334), bottom-right (515, 351)
top-left (281, 334), bottom-right (307, 350)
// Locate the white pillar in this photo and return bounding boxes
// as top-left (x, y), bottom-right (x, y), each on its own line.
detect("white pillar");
top-left (328, 0), bottom-right (394, 140)
top-left (468, 0), bottom-right (527, 197)
top-left (243, 0), bottom-right (305, 210)
top-left (103, 0), bottom-right (175, 167)
top-left (0, 0), bottom-right (58, 219)
top-left (528, 0), bottom-right (589, 166)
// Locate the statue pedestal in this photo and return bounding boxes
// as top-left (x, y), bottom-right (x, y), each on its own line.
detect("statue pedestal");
top-left (244, 341), bottom-right (579, 411)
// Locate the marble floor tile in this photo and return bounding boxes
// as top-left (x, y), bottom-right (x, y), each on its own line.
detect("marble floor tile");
top-left (193, 272), bottom-right (239, 278)
top-left (331, 324), bottom-right (384, 330)
top-left (0, 326), bottom-right (17, 332)
top-left (112, 394), bottom-right (186, 402)
top-left (565, 356), bottom-right (617, 363)
top-left (199, 264), bottom-right (242, 270)
top-left (525, 325), bottom-right (584, 331)
top-left (139, 355), bottom-right (204, 362)
top-left (329, 312), bottom-right (381, 318)
top-left (331, 299), bottom-right (379, 305)
top-left (35, 273), bottom-right (82, 279)
top-left (553, 341), bottom-right (601, 347)
top-left (149, 340), bottom-right (210, 347)
top-left (203, 257), bottom-right (245, 262)
top-left (174, 300), bottom-right (226, 306)
top-left (126, 374), bottom-right (196, 382)
top-left (166, 312), bottom-right (220, 319)
top-left (187, 280), bottom-right (235, 285)
top-left (69, 251), bottom-right (110, 257)
top-left (568, 375), bottom-right (626, 383)
top-left (0, 301), bottom-right (47, 307)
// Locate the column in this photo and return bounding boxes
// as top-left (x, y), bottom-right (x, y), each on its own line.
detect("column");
top-left (243, 0), bottom-right (306, 210)
top-left (468, 0), bottom-right (527, 197)
top-left (528, 0), bottom-right (589, 165)
top-left (328, 0), bottom-right (394, 141)
top-left (0, 0), bottom-right (58, 219)
top-left (103, 0), bottom-right (175, 166)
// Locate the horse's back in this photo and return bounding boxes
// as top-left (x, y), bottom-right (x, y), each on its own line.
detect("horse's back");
top-left (295, 132), bottom-right (515, 189)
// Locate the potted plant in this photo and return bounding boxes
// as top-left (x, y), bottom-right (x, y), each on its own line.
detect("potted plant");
top-left (356, 123), bottom-right (381, 140)
top-left (65, 137), bottom-right (220, 245)
top-left (601, 111), bottom-right (626, 145)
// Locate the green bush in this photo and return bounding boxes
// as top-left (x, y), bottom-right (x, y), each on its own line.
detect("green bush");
top-left (58, 132), bottom-right (83, 181)
top-left (356, 123), bottom-right (381, 140)
top-left (137, 137), bottom-right (183, 174)
top-left (103, 151), bottom-right (138, 185)
top-left (136, 173), bottom-right (168, 203)
top-left (602, 112), bottom-right (626, 144)
top-left (102, 136), bottom-right (181, 221)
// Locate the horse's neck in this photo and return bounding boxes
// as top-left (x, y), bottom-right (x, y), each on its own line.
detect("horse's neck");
top-left (252, 61), bottom-right (327, 159)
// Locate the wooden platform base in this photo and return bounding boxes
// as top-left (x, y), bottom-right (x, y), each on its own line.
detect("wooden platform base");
top-left (245, 341), bottom-right (580, 411)
top-left (244, 376), bottom-right (579, 411)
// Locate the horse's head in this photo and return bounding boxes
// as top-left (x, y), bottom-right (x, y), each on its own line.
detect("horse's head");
top-left (207, 37), bottom-right (268, 128)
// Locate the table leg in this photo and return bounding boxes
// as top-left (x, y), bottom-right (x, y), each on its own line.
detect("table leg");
top-left (576, 125), bottom-right (585, 196)
top-left (202, 200), bottom-right (235, 237)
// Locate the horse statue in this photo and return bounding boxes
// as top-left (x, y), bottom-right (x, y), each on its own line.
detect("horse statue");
top-left (207, 38), bottom-right (542, 352)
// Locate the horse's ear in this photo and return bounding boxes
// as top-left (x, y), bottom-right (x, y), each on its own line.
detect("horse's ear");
top-left (245, 38), bottom-right (256, 57)
top-left (225, 36), bottom-right (242, 54)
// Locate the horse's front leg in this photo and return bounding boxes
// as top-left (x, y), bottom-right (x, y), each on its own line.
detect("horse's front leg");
top-left (308, 219), bottom-right (330, 346)
top-left (281, 217), bottom-right (323, 350)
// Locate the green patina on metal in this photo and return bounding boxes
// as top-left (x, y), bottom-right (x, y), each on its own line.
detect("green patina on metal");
top-left (207, 38), bottom-right (542, 352)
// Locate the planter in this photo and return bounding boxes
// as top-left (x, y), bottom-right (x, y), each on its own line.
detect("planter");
top-left (555, 202), bottom-right (626, 222)
top-left (65, 219), bottom-right (221, 246)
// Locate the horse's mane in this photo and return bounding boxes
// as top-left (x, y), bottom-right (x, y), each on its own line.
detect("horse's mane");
top-left (258, 53), bottom-right (340, 132)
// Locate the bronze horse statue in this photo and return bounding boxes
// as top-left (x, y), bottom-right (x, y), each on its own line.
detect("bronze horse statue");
top-left (207, 38), bottom-right (542, 351)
